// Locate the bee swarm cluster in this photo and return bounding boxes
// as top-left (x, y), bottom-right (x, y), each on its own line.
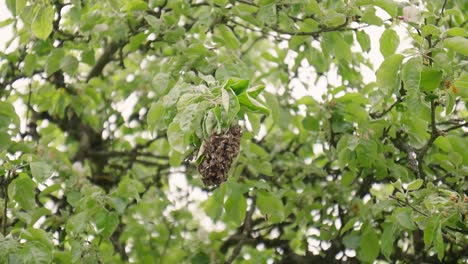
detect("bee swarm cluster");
top-left (197, 125), bottom-right (242, 186)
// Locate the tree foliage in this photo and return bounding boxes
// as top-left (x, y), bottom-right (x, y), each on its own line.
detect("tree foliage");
top-left (0, 0), bottom-right (467, 263)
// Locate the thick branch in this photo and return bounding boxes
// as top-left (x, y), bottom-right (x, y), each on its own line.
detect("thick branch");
top-left (86, 41), bottom-right (121, 82)
top-left (225, 196), bottom-right (256, 264)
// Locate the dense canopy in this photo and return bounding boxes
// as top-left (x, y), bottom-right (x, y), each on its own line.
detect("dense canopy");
top-left (0, 0), bottom-right (467, 263)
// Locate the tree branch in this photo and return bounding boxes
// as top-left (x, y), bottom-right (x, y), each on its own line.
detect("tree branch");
top-left (86, 41), bottom-right (122, 82)
top-left (225, 195), bottom-right (256, 264)
top-left (416, 100), bottom-right (439, 177)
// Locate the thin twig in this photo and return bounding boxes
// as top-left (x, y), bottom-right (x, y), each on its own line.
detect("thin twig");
top-left (2, 170), bottom-right (11, 235)
top-left (158, 223), bottom-right (175, 264)
top-left (435, 0), bottom-right (448, 26)
top-left (416, 100), bottom-right (439, 177)
top-left (370, 96), bottom-right (403, 119)
top-left (225, 196), bottom-right (256, 264)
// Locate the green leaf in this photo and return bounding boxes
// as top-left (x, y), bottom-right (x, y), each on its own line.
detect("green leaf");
top-left (5, 0), bottom-right (16, 16)
top-left (214, 0), bottom-right (228, 6)
top-left (380, 28), bottom-right (399, 58)
top-left (356, 30), bottom-right (371, 52)
top-left (422, 25), bottom-right (440, 38)
top-left (221, 88), bottom-right (230, 112)
top-left (147, 101), bottom-right (165, 132)
top-left (30, 161), bottom-right (54, 182)
top-left (257, 4), bottom-right (277, 25)
top-left (341, 171), bottom-right (357, 187)
top-left (66, 211), bottom-right (88, 234)
top-left (224, 187), bottom-right (247, 225)
top-left (424, 214), bottom-right (440, 249)
top-left (152, 72), bottom-right (171, 95)
top-left (0, 132), bottom-right (12, 152)
top-left (257, 190), bottom-right (285, 223)
top-left (356, 139), bottom-right (377, 168)
top-left (444, 37), bottom-right (468, 56)
top-left (46, 48), bottom-right (66, 75)
top-left (381, 223), bottom-right (395, 260)
top-left (298, 18), bottom-right (319, 33)
top-left (116, 177), bottom-right (144, 201)
top-left (420, 67), bottom-right (442, 93)
top-left (8, 173), bottom-right (36, 211)
top-left (144, 15), bottom-right (161, 33)
top-left (343, 234), bottom-right (360, 249)
top-left (21, 228), bottom-right (53, 250)
top-left (394, 208), bottom-right (416, 230)
top-left (215, 24), bottom-right (240, 49)
top-left (224, 78), bottom-right (250, 95)
top-left (94, 210), bottom-right (119, 239)
top-left (403, 57), bottom-right (424, 86)
top-left (125, 0), bottom-right (148, 11)
top-left (167, 123), bottom-right (187, 153)
top-left (258, 0), bottom-right (276, 5)
top-left (60, 55), bottom-right (79, 75)
top-left (238, 93), bottom-right (270, 115)
top-left (302, 116), bottom-right (319, 131)
top-left (361, 7), bottom-right (383, 26)
top-left (376, 54), bottom-right (404, 95)
top-left (0, 101), bottom-right (20, 129)
top-left (322, 13), bottom-right (346, 27)
top-left (434, 221), bottom-right (444, 260)
top-left (374, 0), bottom-right (398, 17)
top-left (406, 179), bottom-right (423, 191)
top-left (128, 32), bottom-right (147, 51)
top-left (23, 54), bottom-right (37, 76)
top-left (304, 0), bottom-right (322, 17)
top-left (340, 217), bottom-right (358, 235)
top-left (31, 5), bottom-right (54, 40)
top-left (247, 84), bottom-right (265, 99)
top-left (446, 27), bottom-right (468, 37)
top-left (0, 18), bottom-right (14, 28)
top-left (203, 185), bottom-right (225, 221)
top-left (359, 227), bottom-right (380, 263)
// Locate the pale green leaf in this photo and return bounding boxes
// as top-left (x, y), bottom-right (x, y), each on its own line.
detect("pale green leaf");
top-left (224, 187), bottom-right (247, 225)
top-left (94, 210), bottom-right (119, 238)
top-left (0, 132), bottom-right (12, 152)
top-left (60, 55), bottom-right (79, 75)
top-left (420, 67), bottom-right (442, 93)
top-left (221, 88), bottom-right (230, 112)
top-left (376, 54), bottom-right (404, 95)
top-left (356, 30), bottom-right (371, 52)
top-left (147, 101), bottom-right (165, 132)
top-left (434, 221), bottom-right (444, 260)
top-left (31, 5), bottom-right (54, 40)
top-left (444, 37), bottom-right (468, 56)
top-left (422, 25), bottom-right (440, 38)
top-left (216, 24), bottom-right (240, 49)
top-left (406, 179), bottom-right (423, 191)
top-left (381, 223), bottom-right (395, 260)
top-left (257, 190), bottom-right (285, 223)
top-left (359, 227), bottom-right (380, 263)
top-left (8, 174), bottom-right (36, 211)
top-left (46, 49), bottom-right (66, 75)
top-left (394, 208), bottom-right (416, 230)
top-left (424, 214), bottom-right (440, 249)
top-left (0, 101), bottom-right (20, 129)
top-left (374, 0), bottom-right (398, 17)
top-left (66, 212), bottom-right (88, 234)
top-left (401, 58), bottom-right (423, 86)
top-left (380, 28), bottom-right (399, 58)
top-left (446, 27), bottom-right (468, 37)
top-left (30, 162), bottom-right (54, 182)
